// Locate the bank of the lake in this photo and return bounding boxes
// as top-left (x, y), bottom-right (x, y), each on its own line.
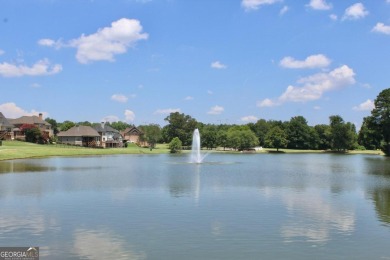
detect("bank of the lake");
top-left (0, 140), bottom-right (384, 161)
top-left (0, 141), bottom-right (170, 161)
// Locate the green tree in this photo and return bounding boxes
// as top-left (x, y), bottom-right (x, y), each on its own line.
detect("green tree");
top-left (21, 124), bottom-right (44, 144)
top-left (216, 129), bottom-right (228, 150)
top-left (201, 125), bottom-right (218, 149)
top-left (358, 116), bottom-right (381, 150)
top-left (45, 117), bottom-right (59, 135)
top-left (252, 119), bottom-right (270, 147)
top-left (109, 121), bottom-right (132, 131)
top-left (286, 116), bottom-right (311, 149)
top-left (59, 121), bottom-right (75, 131)
top-left (139, 124), bottom-right (162, 150)
top-left (265, 126), bottom-right (288, 152)
top-left (369, 88), bottom-right (390, 155)
top-left (163, 112), bottom-right (198, 147)
top-left (314, 124), bottom-right (331, 150)
top-left (169, 137), bottom-right (182, 153)
top-left (329, 115), bottom-right (357, 151)
top-left (226, 126), bottom-right (258, 151)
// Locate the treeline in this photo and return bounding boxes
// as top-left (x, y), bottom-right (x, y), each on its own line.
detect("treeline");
top-left (46, 88), bottom-right (390, 155)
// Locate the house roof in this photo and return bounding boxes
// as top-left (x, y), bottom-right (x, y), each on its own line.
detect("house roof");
top-left (122, 126), bottom-right (143, 135)
top-left (9, 115), bottom-right (51, 126)
top-left (0, 112), bottom-right (14, 128)
top-left (93, 123), bottom-right (120, 134)
top-left (57, 125), bottom-right (100, 137)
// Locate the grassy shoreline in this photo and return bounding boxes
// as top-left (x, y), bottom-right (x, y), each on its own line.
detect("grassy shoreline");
top-left (0, 141), bottom-right (384, 161)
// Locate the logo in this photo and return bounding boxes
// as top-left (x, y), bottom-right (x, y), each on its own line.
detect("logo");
top-left (0, 247), bottom-right (39, 260)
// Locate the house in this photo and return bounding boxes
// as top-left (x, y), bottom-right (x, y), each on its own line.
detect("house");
top-left (0, 112), bottom-right (14, 140)
top-left (93, 122), bottom-right (123, 148)
top-left (57, 125), bottom-right (101, 147)
top-left (8, 113), bottom-right (53, 141)
top-left (121, 126), bottom-right (147, 146)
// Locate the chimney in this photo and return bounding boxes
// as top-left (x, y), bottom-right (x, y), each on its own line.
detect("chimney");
top-left (101, 122), bottom-right (105, 129)
top-left (39, 113), bottom-right (43, 120)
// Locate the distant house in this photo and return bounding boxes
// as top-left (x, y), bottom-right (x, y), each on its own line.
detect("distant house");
top-left (0, 112), bottom-right (14, 140)
top-left (93, 122), bottom-right (123, 148)
top-left (8, 113), bottom-right (53, 141)
top-left (121, 126), bottom-right (147, 146)
top-left (57, 125), bottom-right (100, 147)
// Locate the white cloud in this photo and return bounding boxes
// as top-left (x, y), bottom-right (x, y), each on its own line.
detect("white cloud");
top-left (258, 65), bottom-right (356, 106)
top-left (0, 102), bottom-right (48, 118)
top-left (41, 18), bottom-right (148, 64)
top-left (0, 59), bottom-right (62, 77)
top-left (31, 83), bottom-right (41, 88)
top-left (111, 94), bottom-right (128, 103)
top-left (353, 99), bottom-right (375, 111)
top-left (307, 0), bottom-right (332, 10)
top-left (154, 108), bottom-right (181, 115)
top-left (342, 3), bottom-right (369, 20)
top-left (207, 105), bottom-right (224, 115)
top-left (279, 6), bottom-right (289, 15)
top-left (241, 0), bottom-right (282, 11)
top-left (184, 96), bottom-right (194, 101)
top-left (280, 54), bottom-right (331, 69)
top-left (124, 109), bottom-right (135, 122)
top-left (241, 115), bottom-right (258, 122)
top-left (37, 38), bottom-right (63, 49)
top-left (257, 98), bottom-right (279, 107)
top-left (314, 106), bottom-right (321, 110)
top-left (211, 61), bottom-right (227, 69)
top-left (329, 14), bottom-right (338, 21)
top-left (372, 22), bottom-right (390, 35)
top-left (0, 49), bottom-right (4, 55)
top-left (102, 115), bottom-right (120, 122)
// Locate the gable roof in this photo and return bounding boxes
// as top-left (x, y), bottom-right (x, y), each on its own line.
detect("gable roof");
top-left (9, 115), bottom-right (51, 126)
top-left (122, 126), bottom-right (143, 135)
top-left (0, 112), bottom-right (14, 128)
top-left (57, 125), bottom-right (100, 137)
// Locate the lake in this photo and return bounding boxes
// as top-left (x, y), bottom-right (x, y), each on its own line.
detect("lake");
top-left (0, 153), bottom-right (390, 259)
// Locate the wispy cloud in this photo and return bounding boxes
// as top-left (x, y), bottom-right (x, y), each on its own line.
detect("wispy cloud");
top-left (39, 18), bottom-right (148, 64)
top-left (258, 65), bottom-right (356, 107)
top-left (241, 115), bottom-right (258, 122)
top-left (111, 94), bottom-right (129, 103)
top-left (279, 6), bottom-right (289, 15)
top-left (184, 96), bottom-right (194, 101)
top-left (280, 54), bottom-right (331, 69)
top-left (207, 105), bottom-right (224, 115)
top-left (342, 3), bottom-right (369, 21)
top-left (307, 0), bottom-right (332, 10)
top-left (372, 22), bottom-right (390, 35)
top-left (241, 0), bottom-right (282, 11)
top-left (124, 109), bottom-right (135, 122)
top-left (353, 99), bottom-right (374, 111)
top-left (154, 108), bottom-right (181, 115)
top-left (0, 49), bottom-right (4, 55)
top-left (0, 59), bottom-right (62, 77)
top-left (102, 115), bottom-right (120, 122)
top-left (211, 61), bottom-right (227, 69)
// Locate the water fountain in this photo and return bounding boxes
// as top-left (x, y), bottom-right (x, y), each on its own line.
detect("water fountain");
top-left (190, 129), bottom-right (205, 163)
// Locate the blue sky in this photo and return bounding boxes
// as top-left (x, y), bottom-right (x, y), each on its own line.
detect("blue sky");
top-left (1, 0), bottom-right (390, 127)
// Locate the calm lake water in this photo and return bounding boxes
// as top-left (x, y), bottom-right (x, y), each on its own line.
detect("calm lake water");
top-left (0, 153), bottom-right (390, 259)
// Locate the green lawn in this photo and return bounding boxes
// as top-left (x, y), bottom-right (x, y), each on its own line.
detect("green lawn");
top-left (0, 141), bottom-right (384, 161)
top-left (0, 141), bottom-right (170, 161)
